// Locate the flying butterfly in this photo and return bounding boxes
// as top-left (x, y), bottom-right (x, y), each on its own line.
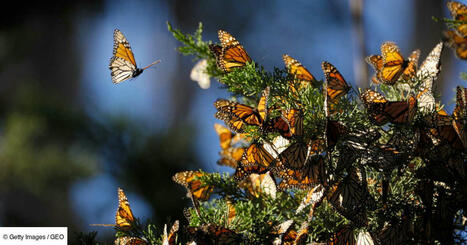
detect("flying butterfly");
top-left (209, 30), bottom-right (252, 72)
top-left (173, 171), bottom-right (214, 202)
top-left (116, 188), bottom-right (136, 231)
top-left (366, 42), bottom-right (420, 85)
top-left (360, 89), bottom-right (417, 125)
top-left (415, 42), bottom-right (443, 114)
top-left (109, 29), bottom-right (160, 84)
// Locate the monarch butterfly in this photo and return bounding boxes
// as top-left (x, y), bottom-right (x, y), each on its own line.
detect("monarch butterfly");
top-left (326, 120), bottom-right (346, 149)
top-left (275, 155), bottom-right (325, 190)
top-left (283, 109), bottom-right (304, 137)
top-left (214, 88), bottom-right (269, 132)
top-left (444, 30), bottom-right (467, 59)
top-left (453, 86), bottom-right (467, 148)
top-left (116, 188), bottom-right (136, 231)
top-left (109, 29), bottom-right (160, 84)
top-left (277, 110), bottom-right (311, 169)
top-left (215, 87), bottom-right (291, 136)
top-left (328, 226), bottom-right (356, 245)
top-left (241, 142), bottom-right (276, 168)
top-left (224, 200), bottom-right (236, 227)
top-left (447, 1), bottom-right (467, 22)
top-left (360, 89), bottom-right (417, 125)
top-left (234, 159), bottom-right (270, 181)
top-left (280, 221), bottom-right (309, 245)
top-left (115, 236), bottom-right (148, 245)
top-left (218, 147), bottom-right (245, 169)
top-left (422, 109), bottom-right (464, 150)
top-left (322, 61), bottom-right (351, 104)
top-left (283, 54), bottom-right (316, 98)
top-left (214, 123), bottom-right (235, 150)
top-left (415, 42), bottom-right (443, 114)
top-left (367, 42), bottom-right (420, 85)
top-left (172, 171), bottom-right (214, 202)
top-left (238, 171), bottom-right (277, 199)
top-left (187, 224), bottom-right (241, 245)
top-left (209, 30), bottom-right (252, 72)
top-left (162, 220), bottom-right (179, 245)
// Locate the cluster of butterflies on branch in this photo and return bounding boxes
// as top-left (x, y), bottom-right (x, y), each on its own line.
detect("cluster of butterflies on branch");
top-left (104, 2), bottom-right (466, 244)
top-left (170, 23), bottom-right (466, 245)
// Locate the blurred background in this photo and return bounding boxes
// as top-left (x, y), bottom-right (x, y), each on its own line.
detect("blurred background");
top-left (0, 0), bottom-right (465, 243)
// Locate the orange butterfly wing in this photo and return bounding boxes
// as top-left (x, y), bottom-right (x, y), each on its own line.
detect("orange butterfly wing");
top-left (116, 188), bottom-right (135, 231)
top-left (216, 30), bottom-right (252, 72)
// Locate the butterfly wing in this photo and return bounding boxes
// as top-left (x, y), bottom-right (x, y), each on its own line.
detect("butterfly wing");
top-left (214, 123), bottom-right (233, 150)
top-left (173, 171), bottom-right (213, 201)
top-left (401, 49), bottom-right (420, 80)
top-left (241, 143), bottom-right (275, 168)
top-left (215, 30), bottom-right (252, 72)
top-left (110, 29), bottom-right (141, 84)
top-left (453, 86), bottom-right (467, 148)
top-left (365, 55), bottom-right (383, 84)
top-left (322, 61), bottom-right (351, 102)
top-left (416, 42), bottom-right (443, 113)
top-left (380, 42), bottom-right (405, 84)
top-left (444, 30), bottom-right (467, 59)
top-left (283, 54), bottom-right (315, 93)
top-left (116, 188), bottom-right (135, 230)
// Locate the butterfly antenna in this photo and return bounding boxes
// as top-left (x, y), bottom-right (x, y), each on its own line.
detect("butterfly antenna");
top-left (142, 59), bottom-right (161, 70)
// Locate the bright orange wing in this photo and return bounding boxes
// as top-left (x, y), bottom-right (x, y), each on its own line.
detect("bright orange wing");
top-left (173, 171), bottom-right (213, 201)
top-left (283, 54), bottom-right (315, 94)
top-left (322, 61), bottom-right (351, 102)
top-left (116, 188), bottom-right (135, 231)
top-left (241, 143), bottom-right (275, 168)
top-left (216, 30), bottom-right (252, 72)
top-left (214, 123), bottom-right (233, 150)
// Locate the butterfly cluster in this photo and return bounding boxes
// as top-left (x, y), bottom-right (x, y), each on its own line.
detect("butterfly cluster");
top-left (167, 25), bottom-right (467, 244)
top-left (444, 1), bottom-right (467, 60)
